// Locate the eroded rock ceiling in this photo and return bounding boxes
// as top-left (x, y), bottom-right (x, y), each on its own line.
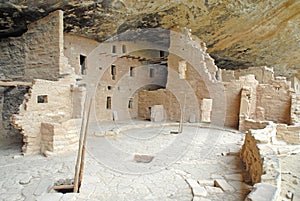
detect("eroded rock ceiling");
top-left (0, 0), bottom-right (299, 78)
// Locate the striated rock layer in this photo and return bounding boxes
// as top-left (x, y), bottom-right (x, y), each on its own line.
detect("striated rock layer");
top-left (0, 0), bottom-right (299, 78)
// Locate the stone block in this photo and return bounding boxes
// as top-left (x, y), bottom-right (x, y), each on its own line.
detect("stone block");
top-left (192, 186), bottom-right (207, 197)
top-left (201, 99), bottom-right (213, 111)
top-left (134, 154), bottom-right (154, 163)
top-left (205, 186), bottom-right (223, 194)
top-left (186, 179), bottom-right (199, 189)
top-left (150, 105), bottom-right (165, 122)
top-left (245, 183), bottom-right (277, 201)
top-left (214, 179), bottom-right (235, 192)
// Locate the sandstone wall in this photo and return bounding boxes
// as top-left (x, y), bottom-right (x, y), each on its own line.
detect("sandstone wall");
top-left (256, 77), bottom-right (292, 124)
top-left (276, 124), bottom-right (300, 145)
top-left (23, 10), bottom-right (63, 80)
top-left (0, 37), bottom-right (26, 80)
top-left (292, 76), bottom-right (300, 94)
top-left (138, 89), bottom-right (180, 121)
top-left (64, 33), bottom-right (99, 75)
top-left (12, 76), bottom-right (81, 155)
top-left (94, 54), bottom-right (168, 121)
top-left (0, 86), bottom-right (29, 142)
top-left (290, 94), bottom-right (300, 125)
top-left (0, 10), bottom-right (64, 82)
top-left (240, 123), bottom-right (281, 201)
top-left (0, 10), bottom-right (80, 146)
top-left (220, 66), bottom-right (274, 84)
top-left (223, 75), bottom-right (259, 128)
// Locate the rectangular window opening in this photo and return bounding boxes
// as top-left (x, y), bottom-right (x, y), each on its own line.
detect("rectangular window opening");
top-left (80, 54), bottom-right (87, 75)
top-left (128, 98), bottom-right (133, 109)
top-left (112, 45), bottom-right (116, 53)
top-left (111, 65), bottom-right (116, 80)
top-left (122, 45), bottom-right (126, 54)
top-left (37, 95), bottom-right (48, 103)
top-left (130, 67), bottom-right (134, 77)
top-left (106, 97), bottom-right (112, 109)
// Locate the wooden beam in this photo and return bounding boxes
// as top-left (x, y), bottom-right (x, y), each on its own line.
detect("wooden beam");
top-left (79, 98), bottom-right (92, 185)
top-left (0, 81), bottom-right (32, 87)
top-left (73, 95), bottom-right (88, 193)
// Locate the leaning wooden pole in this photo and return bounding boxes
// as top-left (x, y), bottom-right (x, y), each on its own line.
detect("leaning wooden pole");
top-left (73, 96), bottom-right (88, 193)
top-left (179, 94), bottom-right (186, 133)
top-left (78, 98), bottom-right (92, 186)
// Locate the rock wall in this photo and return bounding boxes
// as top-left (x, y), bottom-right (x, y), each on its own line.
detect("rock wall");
top-left (223, 75), bottom-right (259, 128)
top-left (0, 86), bottom-right (29, 142)
top-left (290, 94), bottom-right (300, 125)
top-left (12, 76), bottom-right (82, 155)
top-left (0, 10), bottom-right (66, 142)
top-left (0, 37), bottom-right (25, 80)
top-left (23, 10), bottom-right (63, 80)
top-left (240, 123), bottom-right (281, 200)
top-left (138, 89), bottom-right (180, 121)
top-left (256, 77), bottom-right (292, 124)
top-left (220, 66), bottom-right (274, 84)
top-left (0, 10), bottom-right (63, 82)
top-left (276, 124), bottom-right (300, 145)
top-left (64, 33), bottom-right (99, 75)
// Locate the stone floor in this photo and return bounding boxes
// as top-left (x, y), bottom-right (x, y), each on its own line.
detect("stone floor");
top-left (0, 121), bottom-right (256, 201)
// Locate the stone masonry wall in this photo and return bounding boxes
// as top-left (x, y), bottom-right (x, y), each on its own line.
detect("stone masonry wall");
top-left (256, 77), bottom-right (292, 124)
top-left (240, 123), bottom-right (281, 201)
top-left (290, 94), bottom-right (300, 125)
top-left (138, 89), bottom-right (180, 121)
top-left (12, 76), bottom-right (80, 155)
top-left (223, 75), bottom-right (259, 128)
top-left (0, 37), bottom-right (25, 80)
top-left (64, 33), bottom-right (99, 75)
top-left (220, 66), bottom-right (274, 84)
top-left (276, 124), bottom-right (300, 145)
top-left (23, 10), bottom-right (63, 81)
top-left (0, 86), bottom-right (29, 142)
top-left (0, 10), bottom-right (63, 82)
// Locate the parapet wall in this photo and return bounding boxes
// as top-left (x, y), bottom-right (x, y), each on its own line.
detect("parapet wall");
top-left (240, 123), bottom-right (281, 201)
top-left (220, 66), bottom-right (274, 84)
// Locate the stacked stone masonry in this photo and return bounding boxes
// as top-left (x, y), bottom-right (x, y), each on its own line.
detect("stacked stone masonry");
top-left (240, 123), bottom-right (281, 201)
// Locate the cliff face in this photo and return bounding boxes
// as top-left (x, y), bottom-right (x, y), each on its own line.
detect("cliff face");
top-left (0, 0), bottom-right (299, 78)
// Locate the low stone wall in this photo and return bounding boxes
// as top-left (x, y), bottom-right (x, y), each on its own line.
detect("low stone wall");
top-left (41, 119), bottom-right (81, 157)
top-left (276, 124), bottom-right (300, 145)
top-left (240, 123), bottom-right (281, 201)
top-left (240, 119), bottom-right (272, 132)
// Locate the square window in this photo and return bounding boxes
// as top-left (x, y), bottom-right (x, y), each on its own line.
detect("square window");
top-left (37, 95), bottom-right (48, 103)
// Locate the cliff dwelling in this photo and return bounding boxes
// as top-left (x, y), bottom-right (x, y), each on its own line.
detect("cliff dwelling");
top-left (0, 2), bottom-right (300, 201)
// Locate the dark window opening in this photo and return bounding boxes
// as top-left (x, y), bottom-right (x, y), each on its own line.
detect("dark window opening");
top-left (112, 45), bottom-right (116, 53)
top-left (107, 86), bottom-right (112, 90)
top-left (80, 54), bottom-right (87, 75)
top-left (111, 65), bottom-right (116, 80)
top-left (106, 97), bottom-right (112, 109)
top-left (149, 68), bottom-right (154, 78)
top-left (160, 51), bottom-right (165, 58)
top-left (128, 98), bottom-right (133, 109)
top-left (122, 45), bottom-right (126, 53)
top-left (130, 67), bottom-right (134, 77)
top-left (37, 95), bottom-right (48, 103)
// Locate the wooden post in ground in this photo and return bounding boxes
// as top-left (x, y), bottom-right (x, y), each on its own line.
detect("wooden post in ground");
top-left (78, 98), bottom-right (92, 186)
top-left (178, 94), bottom-right (186, 133)
top-left (73, 96), bottom-right (88, 193)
